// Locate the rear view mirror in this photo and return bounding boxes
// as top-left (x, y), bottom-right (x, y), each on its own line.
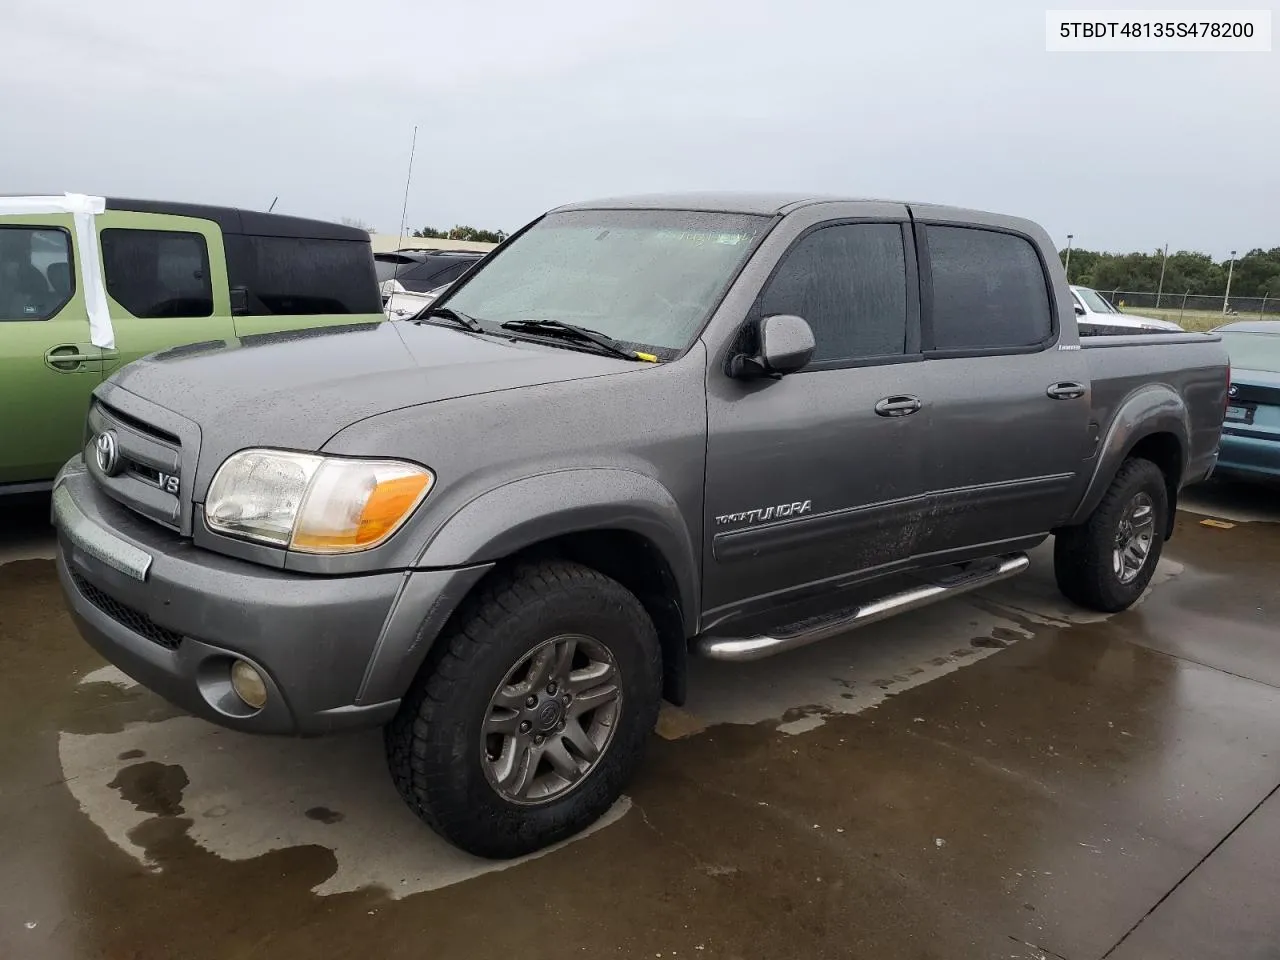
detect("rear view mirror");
top-left (728, 314), bottom-right (815, 379)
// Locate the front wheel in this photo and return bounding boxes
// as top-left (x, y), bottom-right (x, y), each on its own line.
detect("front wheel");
top-left (385, 560), bottom-right (661, 859)
top-left (1054, 457), bottom-right (1168, 612)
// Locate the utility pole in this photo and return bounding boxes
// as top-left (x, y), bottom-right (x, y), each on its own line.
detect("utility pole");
top-left (1064, 234), bottom-right (1074, 282)
top-left (1223, 250), bottom-right (1237, 314)
top-left (1156, 243), bottom-right (1168, 308)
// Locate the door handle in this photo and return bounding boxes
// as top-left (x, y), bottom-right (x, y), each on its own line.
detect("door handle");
top-left (44, 344), bottom-right (97, 372)
top-left (874, 395), bottom-right (922, 417)
top-left (1046, 381), bottom-right (1086, 400)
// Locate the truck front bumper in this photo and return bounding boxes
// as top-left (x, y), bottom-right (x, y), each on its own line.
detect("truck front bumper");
top-left (52, 458), bottom-right (492, 735)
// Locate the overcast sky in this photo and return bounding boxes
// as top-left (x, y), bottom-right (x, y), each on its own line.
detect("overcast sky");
top-left (3, 0), bottom-right (1275, 256)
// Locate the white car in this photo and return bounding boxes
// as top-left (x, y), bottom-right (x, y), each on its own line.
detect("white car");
top-left (380, 279), bottom-right (452, 320)
top-left (1070, 285), bottom-right (1183, 333)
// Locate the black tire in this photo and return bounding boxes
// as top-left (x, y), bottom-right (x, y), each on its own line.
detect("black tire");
top-left (385, 559), bottom-right (661, 859)
top-left (1054, 457), bottom-right (1168, 613)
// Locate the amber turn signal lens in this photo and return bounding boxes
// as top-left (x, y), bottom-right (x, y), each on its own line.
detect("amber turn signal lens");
top-left (289, 460), bottom-right (434, 553)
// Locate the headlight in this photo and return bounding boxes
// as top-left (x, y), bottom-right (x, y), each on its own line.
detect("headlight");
top-left (205, 450), bottom-right (433, 553)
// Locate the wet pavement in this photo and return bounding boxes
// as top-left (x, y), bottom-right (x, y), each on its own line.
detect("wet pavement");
top-left (1, 480), bottom-right (1277, 960)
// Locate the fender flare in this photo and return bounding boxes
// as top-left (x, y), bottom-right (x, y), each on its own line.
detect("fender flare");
top-left (416, 468), bottom-right (701, 635)
top-left (1067, 383), bottom-right (1191, 528)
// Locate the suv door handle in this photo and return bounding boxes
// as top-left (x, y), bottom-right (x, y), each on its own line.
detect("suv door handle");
top-left (44, 344), bottom-right (97, 373)
top-left (874, 395), bottom-right (922, 417)
top-left (1046, 381), bottom-right (1086, 400)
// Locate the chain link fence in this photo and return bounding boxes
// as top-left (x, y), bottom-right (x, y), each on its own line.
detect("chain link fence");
top-left (1097, 289), bottom-right (1276, 325)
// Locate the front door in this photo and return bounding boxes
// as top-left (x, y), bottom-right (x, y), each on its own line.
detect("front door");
top-left (95, 211), bottom-right (234, 377)
top-left (910, 217), bottom-right (1091, 558)
top-left (702, 215), bottom-right (929, 625)
top-left (0, 216), bottom-right (102, 486)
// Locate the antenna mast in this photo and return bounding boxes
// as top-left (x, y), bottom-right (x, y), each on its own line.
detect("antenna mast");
top-left (397, 125), bottom-right (418, 251)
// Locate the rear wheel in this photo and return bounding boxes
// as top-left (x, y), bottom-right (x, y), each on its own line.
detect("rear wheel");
top-left (385, 560), bottom-right (661, 859)
top-left (1054, 457), bottom-right (1168, 612)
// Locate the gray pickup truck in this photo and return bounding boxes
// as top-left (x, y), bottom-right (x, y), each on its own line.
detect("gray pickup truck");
top-left (52, 193), bottom-right (1229, 859)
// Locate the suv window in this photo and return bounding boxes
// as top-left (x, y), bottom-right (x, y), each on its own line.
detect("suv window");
top-left (235, 236), bottom-right (381, 315)
top-left (382, 255), bottom-right (481, 292)
top-left (758, 223), bottom-right (908, 363)
top-left (927, 226), bottom-right (1052, 350)
top-left (0, 226), bottom-right (74, 321)
top-left (423, 260), bottom-right (474, 289)
top-left (101, 228), bottom-right (213, 319)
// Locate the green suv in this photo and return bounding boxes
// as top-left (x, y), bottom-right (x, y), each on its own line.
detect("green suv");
top-left (0, 195), bottom-right (383, 494)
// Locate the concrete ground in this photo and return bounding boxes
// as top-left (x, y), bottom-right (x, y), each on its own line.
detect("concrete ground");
top-left (1, 480), bottom-right (1277, 960)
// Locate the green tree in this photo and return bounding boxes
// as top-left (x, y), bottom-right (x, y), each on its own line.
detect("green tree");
top-left (412, 224), bottom-right (507, 243)
top-left (1230, 248), bottom-right (1280, 298)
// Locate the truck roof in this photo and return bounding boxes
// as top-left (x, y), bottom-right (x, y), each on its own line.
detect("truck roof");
top-left (549, 192), bottom-right (1038, 230)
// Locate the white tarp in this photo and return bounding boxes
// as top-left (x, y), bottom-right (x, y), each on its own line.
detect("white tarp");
top-left (0, 193), bottom-right (113, 349)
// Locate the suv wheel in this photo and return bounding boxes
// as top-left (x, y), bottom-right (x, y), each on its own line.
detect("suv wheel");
top-left (1054, 457), bottom-right (1168, 612)
top-left (385, 560), bottom-right (661, 859)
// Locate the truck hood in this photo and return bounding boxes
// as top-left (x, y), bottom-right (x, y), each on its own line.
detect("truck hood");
top-left (105, 319), bottom-right (634, 451)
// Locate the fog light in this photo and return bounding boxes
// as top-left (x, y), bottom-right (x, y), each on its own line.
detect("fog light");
top-left (230, 660), bottom-right (268, 710)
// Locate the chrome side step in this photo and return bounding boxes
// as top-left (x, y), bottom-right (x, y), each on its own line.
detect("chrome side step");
top-left (694, 552), bottom-right (1030, 663)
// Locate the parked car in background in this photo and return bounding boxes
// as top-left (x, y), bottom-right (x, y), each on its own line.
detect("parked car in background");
top-left (380, 280), bottom-right (454, 320)
top-left (0, 196), bottom-right (384, 494)
top-left (375, 249), bottom-right (484, 306)
top-left (1070, 284), bottom-right (1183, 335)
top-left (1213, 320), bottom-right (1280, 481)
top-left (52, 193), bottom-right (1228, 860)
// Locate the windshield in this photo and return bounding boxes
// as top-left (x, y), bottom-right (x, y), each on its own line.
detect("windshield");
top-left (1221, 332), bottom-right (1280, 373)
top-left (1075, 287), bottom-right (1118, 314)
top-left (438, 209), bottom-right (772, 355)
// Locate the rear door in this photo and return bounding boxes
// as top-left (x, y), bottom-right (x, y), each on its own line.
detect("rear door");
top-left (96, 211), bottom-right (234, 377)
top-left (229, 235), bottom-right (383, 337)
top-left (910, 214), bottom-right (1090, 559)
top-left (702, 205), bottom-right (929, 623)
top-left (0, 216), bottom-right (102, 487)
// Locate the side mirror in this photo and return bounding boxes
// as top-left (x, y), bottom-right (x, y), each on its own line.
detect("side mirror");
top-left (729, 314), bottom-right (815, 379)
top-left (1073, 303), bottom-right (1086, 316)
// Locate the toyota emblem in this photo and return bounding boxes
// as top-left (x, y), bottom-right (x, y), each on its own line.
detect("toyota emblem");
top-left (94, 430), bottom-right (121, 476)
top-left (1228, 384), bottom-right (1239, 397)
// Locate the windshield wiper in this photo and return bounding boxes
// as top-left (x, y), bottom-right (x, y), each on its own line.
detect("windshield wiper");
top-left (498, 319), bottom-right (657, 362)
top-left (412, 305), bottom-right (484, 333)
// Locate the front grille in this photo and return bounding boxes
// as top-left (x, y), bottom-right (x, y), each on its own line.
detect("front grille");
top-left (87, 401), bottom-right (185, 532)
top-left (70, 569), bottom-right (184, 650)
top-left (97, 401), bottom-right (180, 447)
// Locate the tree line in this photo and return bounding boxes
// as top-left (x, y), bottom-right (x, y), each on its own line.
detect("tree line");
top-left (339, 218), bottom-right (508, 244)
top-left (1061, 246), bottom-right (1280, 298)
top-left (412, 225), bottom-right (507, 244)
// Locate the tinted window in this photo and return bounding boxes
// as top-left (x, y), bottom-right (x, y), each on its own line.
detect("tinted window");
top-left (927, 226), bottom-right (1052, 350)
top-left (757, 223), bottom-right (908, 362)
top-left (374, 255), bottom-right (419, 284)
top-left (425, 261), bottom-right (474, 289)
top-left (101, 229), bottom-right (213, 319)
top-left (237, 236), bottom-right (381, 315)
top-left (0, 226), bottom-right (74, 321)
